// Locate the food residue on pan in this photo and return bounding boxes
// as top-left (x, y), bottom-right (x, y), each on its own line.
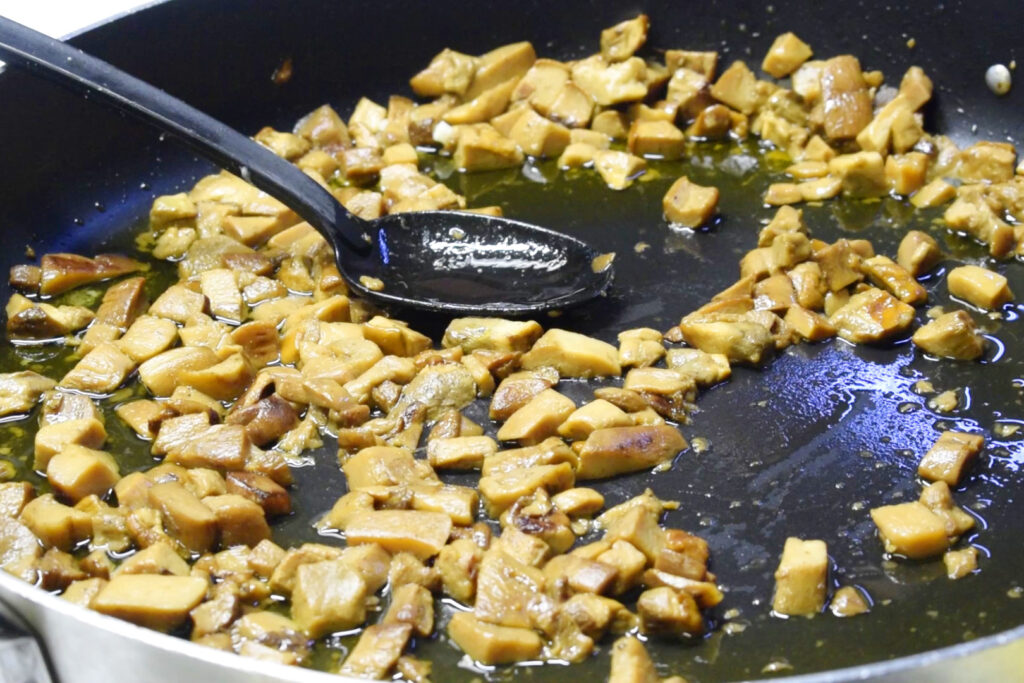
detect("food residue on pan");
top-left (1, 12), bottom-right (1022, 682)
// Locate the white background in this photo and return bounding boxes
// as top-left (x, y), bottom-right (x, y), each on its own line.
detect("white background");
top-left (0, 0), bottom-right (152, 37)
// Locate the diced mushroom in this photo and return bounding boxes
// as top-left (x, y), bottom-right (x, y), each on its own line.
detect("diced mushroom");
top-left (677, 315), bottom-right (774, 365)
top-left (0, 371), bottom-right (56, 417)
top-left (861, 256), bottom-right (927, 305)
top-left (572, 55), bottom-right (648, 106)
top-left (39, 253), bottom-right (143, 296)
top-left (116, 316), bottom-right (179, 364)
top-left (389, 363), bottom-right (476, 422)
top-left (5, 294), bottom-right (94, 340)
top-left (636, 586), bottom-right (704, 636)
top-left (869, 501), bottom-right (949, 559)
top-left (558, 400), bottom-right (633, 441)
top-left (593, 149), bottom-right (647, 190)
top-left (479, 463), bottom-right (575, 516)
top-left (958, 141), bottom-right (1017, 183)
top-left (896, 230), bottom-right (942, 277)
top-left (0, 516), bottom-right (43, 581)
top-left (427, 435), bottom-right (498, 471)
top-left (600, 15), bottom-right (649, 62)
top-left (345, 510), bottom-right (451, 560)
top-left (383, 583), bottom-right (434, 636)
top-left (339, 623), bottom-right (413, 679)
top-left (441, 318), bottom-right (540, 356)
top-left (481, 437), bottom-right (578, 475)
top-left (448, 612), bottom-right (543, 665)
top-left (628, 120), bottom-right (685, 160)
top-left (453, 124), bottom-right (524, 172)
top-left (944, 547), bottom-right (979, 580)
top-left (202, 494), bottom-right (271, 547)
top-left (911, 179), bottom-right (957, 209)
top-left (148, 481), bottom-right (217, 553)
top-left (521, 329), bottom-right (620, 378)
top-left (59, 344), bottom-right (136, 395)
top-left (490, 368), bottom-right (559, 421)
top-left (34, 417), bottom-right (107, 471)
top-left (290, 559), bottom-right (368, 637)
top-left (46, 445), bottom-right (120, 503)
top-left (828, 288), bottom-right (915, 344)
top-left (93, 574), bottom-right (208, 631)
top-left (829, 586), bottom-right (870, 617)
top-left (947, 265), bottom-right (1013, 309)
top-left (761, 32), bottom-right (813, 79)
top-left (170, 424), bottom-right (252, 471)
top-left (496, 389), bottom-right (576, 445)
top-left (607, 636), bottom-right (659, 683)
top-left (138, 347), bottom-right (220, 397)
top-left (771, 537), bottom-right (828, 616)
top-left (820, 55), bottom-right (872, 139)
top-left (662, 176), bottom-right (719, 228)
top-left (917, 431), bottom-right (984, 486)
top-left (20, 494), bottom-right (92, 551)
top-left (115, 541), bottom-right (189, 577)
top-left (225, 471), bottom-right (291, 517)
top-left (912, 311), bottom-right (985, 360)
top-left (577, 425), bottom-right (686, 479)
top-left (710, 61), bottom-right (760, 114)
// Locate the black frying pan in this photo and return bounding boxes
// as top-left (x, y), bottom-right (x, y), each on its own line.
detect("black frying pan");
top-left (1, 1), bottom-right (1023, 680)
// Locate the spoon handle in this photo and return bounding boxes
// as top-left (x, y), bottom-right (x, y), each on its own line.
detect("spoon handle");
top-left (0, 15), bottom-right (368, 254)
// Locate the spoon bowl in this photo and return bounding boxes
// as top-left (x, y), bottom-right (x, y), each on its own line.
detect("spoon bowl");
top-left (0, 16), bottom-right (614, 314)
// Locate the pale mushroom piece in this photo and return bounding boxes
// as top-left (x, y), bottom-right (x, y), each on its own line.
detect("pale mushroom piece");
top-left (593, 149), bottom-right (647, 190)
top-left (772, 537), bottom-right (828, 616)
top-left (912, 311), bottom-right (985, 361)
top-left (663, 176), bottom-right (719, 228)
top-left (947, 265), bottom-right (1014, 310)
top-left (917, 430), bottom-right (985, 486)
top-left (762, 32), bottom-right (814, 78)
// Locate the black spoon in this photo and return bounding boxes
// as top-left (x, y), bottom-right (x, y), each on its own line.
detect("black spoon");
top-left (0, 16), bottom-right (613, 315)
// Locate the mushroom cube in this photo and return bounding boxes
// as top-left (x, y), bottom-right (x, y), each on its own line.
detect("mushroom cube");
top-left (600, 15), bottom-right (649, 63)
top-left (34, 418), bottom-right (107, 471)
top-left (870, 501), bottom-right (949, 558)
top-left (896, 230), bottom-right (942, 277)
top-left (344, 510), bottom-right (452, 560)
top-left (148, 481), bottom-right (218, 553)
top-left (917, 431), bottom-right (984, 486)
top-left (496, 389), bottom-right (576, 445)
top-left (291, 559), bottom-right (368, 638)
top-left (46, 445), bottom-right (120, 503)
top-left (636, 586), bottom-right (704, 636)
top-left (947, 265), bottom-right (1013, 309)
top-left (443, 317), bottom-right (543, 353)
top-left (761, 32), bottom-right (813, 78)
top-left (93, 574), bottom-right (208, 631)
top-left (662, 176), bottom-right (719, 228)
top-left (828, 288), bottom-right (915, 344)
top-left (593, 150), bottom-right (647, 190)
top-left (447, 612), bottom-right (543, 665)
top-left (59, 344), bottom-right (136, 395)
top-left (771, 537), bottom-right (828, 616)
top-left (521, 328), bottom-right (620, 378)
top-left (912, 311), bottom-right (985, 360)
top-left (627, 120), bottom-right (685, 160)
top-left (203, 494), bottom-right (272, 547)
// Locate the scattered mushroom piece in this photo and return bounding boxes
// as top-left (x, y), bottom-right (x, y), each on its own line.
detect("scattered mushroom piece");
top-left (772, 537), bottom-right (828, 616)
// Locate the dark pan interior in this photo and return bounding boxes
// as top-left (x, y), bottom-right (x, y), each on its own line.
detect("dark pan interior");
top-left (1, 0), bottom-right (1023, 680)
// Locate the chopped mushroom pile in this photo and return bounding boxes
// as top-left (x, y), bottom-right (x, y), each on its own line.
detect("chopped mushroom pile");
top-left (1, 13), bottom-right (1018, 681)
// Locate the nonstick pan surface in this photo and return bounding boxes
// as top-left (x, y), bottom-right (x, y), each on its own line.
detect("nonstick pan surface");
top-left (0, 1), bottom-right (1023, 680)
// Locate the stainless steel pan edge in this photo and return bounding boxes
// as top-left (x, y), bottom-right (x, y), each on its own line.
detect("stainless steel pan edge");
top-left (3, 569), bottom-right (1023, 683)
